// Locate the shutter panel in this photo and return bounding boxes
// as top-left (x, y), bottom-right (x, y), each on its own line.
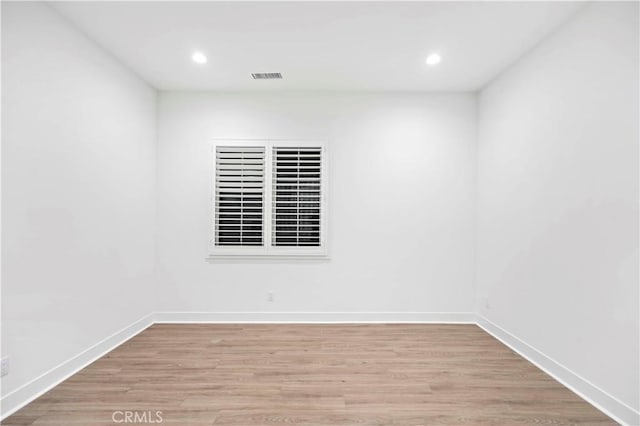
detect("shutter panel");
top-left (215, 146), bottom-right (265, 246)
top-left (272, 146), bottom-right (322, 247)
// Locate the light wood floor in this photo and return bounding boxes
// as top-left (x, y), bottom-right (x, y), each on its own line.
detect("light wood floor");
top-left (3, 324), bottom-right (614, 425)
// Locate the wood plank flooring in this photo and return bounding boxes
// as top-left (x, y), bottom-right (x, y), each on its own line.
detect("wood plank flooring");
top-left (3, 324), bottom-right (615, 425)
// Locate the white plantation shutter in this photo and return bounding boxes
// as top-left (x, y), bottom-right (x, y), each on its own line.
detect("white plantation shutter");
top-left (272, 146), bottom-right (322, 247)
top-left (210, 140), bottom-right (326, 258)
top-left (214, 146), bottom-right (265, 246)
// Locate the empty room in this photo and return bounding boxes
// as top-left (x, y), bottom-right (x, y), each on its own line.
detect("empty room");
top-left (1, 1), bottom-right (638, 425)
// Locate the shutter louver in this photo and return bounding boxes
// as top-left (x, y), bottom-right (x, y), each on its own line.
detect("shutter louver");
top-left (215, 146), bottom-right (265, 246)
top-left (272, 146), bottom-right (322, 247)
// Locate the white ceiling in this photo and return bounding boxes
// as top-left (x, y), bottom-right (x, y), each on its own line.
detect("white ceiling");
top-left (51, 1), bottom-right (584, 92)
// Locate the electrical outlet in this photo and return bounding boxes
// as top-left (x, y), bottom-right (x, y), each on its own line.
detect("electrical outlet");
top-left (1, 357), bottom-right (9, 377)
top-left (268, 291), bottom-right (274, 302)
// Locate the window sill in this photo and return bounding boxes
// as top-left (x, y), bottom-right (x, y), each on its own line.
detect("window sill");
top-left (206, 254), bottom-right (330, 263)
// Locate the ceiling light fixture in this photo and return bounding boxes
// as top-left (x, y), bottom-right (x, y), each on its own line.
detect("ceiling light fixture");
top-left (425, 53), bottom-right (441, 66)
top-left (192, 51), bottom-right (207, 64)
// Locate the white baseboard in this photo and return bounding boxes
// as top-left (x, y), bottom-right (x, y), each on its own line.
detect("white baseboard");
top-left (476, 314), bottom-right (639, 426)
top-left (0, 313), bottom-right (155, 421)
top-left (153, 311), bottom-right (476, 323)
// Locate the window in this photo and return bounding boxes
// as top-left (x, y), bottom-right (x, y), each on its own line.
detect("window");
top-left (214, 146), bottom-right (265, 247)
top-left (210, 140), bottom-right (327, 259)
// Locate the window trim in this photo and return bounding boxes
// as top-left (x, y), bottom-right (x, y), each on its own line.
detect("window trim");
top-left (208, 139), bottom-right (328, 260)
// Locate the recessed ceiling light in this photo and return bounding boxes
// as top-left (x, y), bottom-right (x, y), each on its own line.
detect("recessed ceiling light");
top-left (425, 53), bottom-right (441, 66)
top-left (192, 51), bottom-right (207, 64)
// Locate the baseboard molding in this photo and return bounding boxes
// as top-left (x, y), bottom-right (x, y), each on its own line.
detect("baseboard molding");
top-left (0, 313), bottom-right (155, 421)
top-left (154, 311), bottom-right (476, 323)
top-left (476, 314), bottom-right (639, 426)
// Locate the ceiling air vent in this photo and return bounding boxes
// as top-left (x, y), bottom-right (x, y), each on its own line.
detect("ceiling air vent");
top-left (251, 72), bottom-right (283, 80)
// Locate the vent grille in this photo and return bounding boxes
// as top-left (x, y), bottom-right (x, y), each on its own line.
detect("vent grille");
top-left (251, 72), bottom-right (283, 80)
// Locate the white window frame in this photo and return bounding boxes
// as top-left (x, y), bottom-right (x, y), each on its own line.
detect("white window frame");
top-left (208, 139), bottom-right (328, 260)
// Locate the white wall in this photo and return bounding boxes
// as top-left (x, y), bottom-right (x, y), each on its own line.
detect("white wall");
top-left (156, 92), bottom-right (476, 317)
top-left (1, 0), bottom-right (157, 403)
top-left (477, 2), bottom-right (639, 421)
top-left (3, 1), bottom-right (638, 423)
